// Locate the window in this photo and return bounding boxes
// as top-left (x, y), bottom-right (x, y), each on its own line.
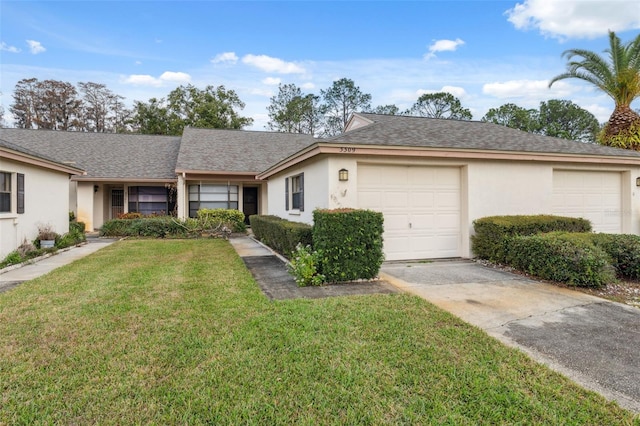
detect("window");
top-left (285, 173), bottom-right (304, 212)
top-left (128, 186), bottom-right (171, 216)
top-left (0, 172), bottom-right (10, 213)
top-left (188, 184), bottom-right (239, 218)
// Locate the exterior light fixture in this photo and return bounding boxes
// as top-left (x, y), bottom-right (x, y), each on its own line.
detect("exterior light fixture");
top-left (637, 177), bottom-right (640, 187)
top-left (94, 185), bottom-right (99, 193)
top-left (339, 168), bottom-right (349, 181)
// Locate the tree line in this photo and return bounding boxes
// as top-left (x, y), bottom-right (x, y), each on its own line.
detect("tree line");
top-left (4, 31), bottom-right (638, 148)
top-left (7, 78), bottom-right (252, 135)
top-left (4, 76), bottom-right (602, 143)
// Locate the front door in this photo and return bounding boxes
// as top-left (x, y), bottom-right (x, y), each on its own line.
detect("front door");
top-left (242, 187), bottom-right (258, 224)
top-left (111, 188), bottom-right (124, 219)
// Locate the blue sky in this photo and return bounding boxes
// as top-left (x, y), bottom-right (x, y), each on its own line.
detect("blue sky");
top-left (1, 1), bottom-right (639, 130)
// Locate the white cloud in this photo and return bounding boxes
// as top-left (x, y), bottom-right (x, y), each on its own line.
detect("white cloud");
top-left (301, 82), bottom-right (315, 90)
top-left (211, 51), bottom-right (238, 64)
top-left (506, 0), bottom-right (640, 39)
top-left (122, 71), bottom-right (191, 87)
top-left (242, 54), bottom-right (305, 74)
top-left (262, 77), bottom-right (281, 85)
top-left (0, 42), bottom-right (20, 53)
top-left (424, 38), bottom-right (465, 59)
top-left (123, 74), bottom-right (161, 86)
top-left (159, 71), bottom-right (191, 83)
top-left (26, 40), bottom-right (45, 54)
top-left (482, 79), bottom-right (573, 100)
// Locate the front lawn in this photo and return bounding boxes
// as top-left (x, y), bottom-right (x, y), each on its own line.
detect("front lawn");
top-left (0, 240), bottom-right (636, 424)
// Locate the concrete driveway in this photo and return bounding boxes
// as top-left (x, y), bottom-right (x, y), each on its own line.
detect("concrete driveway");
top-left (380, 259), bottom-right (640, 414)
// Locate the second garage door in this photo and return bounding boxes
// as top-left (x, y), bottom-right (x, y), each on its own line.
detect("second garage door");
top-left (552, 170), bottom-right (622, 233)
top-left (357, 164), bottom-right (461, 261)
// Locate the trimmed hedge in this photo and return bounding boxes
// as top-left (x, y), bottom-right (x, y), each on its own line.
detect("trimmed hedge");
top-left (506, 232), bottom-right (615, 287)
top-left (590, 233), bottom-right (640, 280)
top-left (249, 215), bottom-right (312, 257)
top-left (100, 217), bottom-right (189, 238)
top-left (100, 210), bottom-right (246, 238)
top-left (312, 209), bottom-right (384, 283)
top-left (472, 215), bottom-right (592, 263)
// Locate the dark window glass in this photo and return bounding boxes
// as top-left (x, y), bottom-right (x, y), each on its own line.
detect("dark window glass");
top-left (128, 186), bottom-right (169, 216)
top-left (0, 172), bottom-right (11, 213)
top-left (188, 184), bottom-right (239, 218)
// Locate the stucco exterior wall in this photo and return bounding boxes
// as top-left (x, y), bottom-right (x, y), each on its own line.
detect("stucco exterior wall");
top-left (259, 184), bottom-right (269, 215)
top-left (266, 157), bottom-right (330, 224)
top-left (76, 182), bottom-right (95, 232)
top-left (0, 158), bottom-right (71, 259)
top-left (93, 183), bottom-right (105, 230)
top-left (176, 175), bottom-right (186, 219)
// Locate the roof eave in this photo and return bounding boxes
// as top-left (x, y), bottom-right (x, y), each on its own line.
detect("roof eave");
top-left (71, 177), bottom-right (176, 183)
top-left (257, 143), bottom-right (640, 179)
top-left (1, 147), bottom-right (86, 175)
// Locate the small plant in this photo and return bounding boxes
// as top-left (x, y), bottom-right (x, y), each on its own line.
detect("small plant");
top-left (288, 244), bottom-right (325, 287)
top-left (17, 238), bottom-right (36, 257)
top-left (0, 251), bottom-right (22, 268)
top-left (37, 224), bottom-right (58, 241)
top-left (197, 208), bottom-right (246, 233)
top-left (1, 239), bottom-right (40, 268)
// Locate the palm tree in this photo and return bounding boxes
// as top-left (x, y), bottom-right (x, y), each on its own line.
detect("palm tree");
top-left (549, 31), bottom-right (640, 146)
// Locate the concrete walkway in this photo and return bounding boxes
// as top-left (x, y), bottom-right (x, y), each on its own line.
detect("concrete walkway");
top-left (0, 238), bottom-right (116, 293)
top-left (228, 235), bottom-right (397, 300)
top-left (381, 259), bottom-right (640, 414)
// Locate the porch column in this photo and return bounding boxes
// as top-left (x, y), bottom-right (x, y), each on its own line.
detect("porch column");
top-left (177, 174), bottom-right (187, 220)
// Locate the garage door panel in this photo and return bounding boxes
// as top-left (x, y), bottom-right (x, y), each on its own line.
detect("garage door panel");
top-left (357, 165), bottom-right (385, 184)
top-left (436, 191), bottom-right (460, 209)
top-left (411, 191), bottom-right (436, 208)
top-left (358, 191), bottom-right (382, 209)
top-left (358, 164), bottom-right (461, 260)
top-left (384, 214), bottom-right (408, 232)
top-left (552, 170), bottom-right (622, 233)
top-left (384, 237), bottom-right (412, 259)
top-left (436, 213), bottom-right (461, 229)
top-left (385, 191), bottom-right (410, 206)
top-left (410, 235), bottom-right (459, 258)
top-left (411, 213), bottom-right (435, 230)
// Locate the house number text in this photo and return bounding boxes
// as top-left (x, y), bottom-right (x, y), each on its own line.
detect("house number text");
top-left (340, 147), bottom-right (356, 153)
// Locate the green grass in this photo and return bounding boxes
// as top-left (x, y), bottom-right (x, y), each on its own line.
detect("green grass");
top-left (0, 239), bottom-right (637, 425)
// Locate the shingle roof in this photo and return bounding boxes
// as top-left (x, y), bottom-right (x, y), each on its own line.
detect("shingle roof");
top-left (0, 128), bottom-right (181, 179)
top-left (0, 137), bottom-right (84, 173)
top-left (177, 127), bottom-right (316, 173)
top-left (333, 113), bottom-right (640, 158)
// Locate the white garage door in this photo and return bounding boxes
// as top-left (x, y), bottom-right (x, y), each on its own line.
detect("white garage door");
top-left (358, 164), bottom-right (461, 261)
top-left (552, 170), bottom-right (622, 233)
